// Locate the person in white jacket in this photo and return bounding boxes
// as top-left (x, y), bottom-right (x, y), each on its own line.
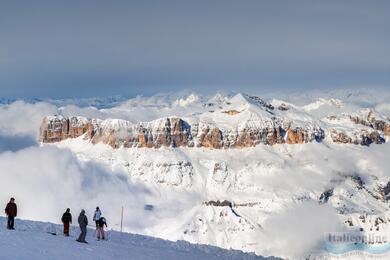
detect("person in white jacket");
top-left (93, 206), bottom-right (102, 230)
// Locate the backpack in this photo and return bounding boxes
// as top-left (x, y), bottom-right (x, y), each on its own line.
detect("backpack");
top-left (62, 212), bottom-right (71, 223)
top-left (98, 217), bottom-right (107, 227)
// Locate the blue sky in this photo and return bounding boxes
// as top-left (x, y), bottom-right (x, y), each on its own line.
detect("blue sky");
top-left (0, 0), bottom-right (389, 98)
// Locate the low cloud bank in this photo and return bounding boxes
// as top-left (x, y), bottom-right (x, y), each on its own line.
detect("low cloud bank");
top-left (0, 101), bottom-right (57, 137)
top-left (0, 146), bottom-right (153, 232)
top-left (261, 202), bottom-right (344, 259)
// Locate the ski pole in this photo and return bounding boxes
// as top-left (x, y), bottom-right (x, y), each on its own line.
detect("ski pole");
top-left (120, 206), bottom-right (124, 233)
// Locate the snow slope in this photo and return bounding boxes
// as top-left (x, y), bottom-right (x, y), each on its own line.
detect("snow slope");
top-left (0, 217), bottom-right (272, 260)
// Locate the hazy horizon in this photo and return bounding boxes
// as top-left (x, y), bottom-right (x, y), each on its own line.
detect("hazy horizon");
top-left (1, 0), bottom-right (389, 99)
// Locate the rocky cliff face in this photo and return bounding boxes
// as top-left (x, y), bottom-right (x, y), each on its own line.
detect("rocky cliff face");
top-left (40, 116), bottom-right (94, 143)
top-left (327, 110), bottom-right (390, 145)
top-left (39, 115), bottom-right (326, 148)
top-left (350, 111), bottom-right (390, 135)
top-left (330, 129), bottom-right (385, 145)
top-left (38, 93), bottom-right (390, 148)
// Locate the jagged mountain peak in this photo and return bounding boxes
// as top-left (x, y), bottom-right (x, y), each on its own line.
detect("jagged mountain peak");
top-left (202, 93), bottom-right (275, 119)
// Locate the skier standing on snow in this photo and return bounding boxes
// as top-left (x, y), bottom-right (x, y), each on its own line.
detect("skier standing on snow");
top-left (5, 197), bottom-right (17, 230)
top-left (97, 216), bottom-right (107, 240)
top-left (76, 209), bottom-right (88, 243)
top-left (61, 208), bottom-right (72, 236)
top-left (93, 206), bottom-right (101, 229)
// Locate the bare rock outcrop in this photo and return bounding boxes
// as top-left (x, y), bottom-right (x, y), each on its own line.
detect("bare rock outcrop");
top-left (277, 103), bottom-right (289, 111)
top-left (326, 110), bottom-right (389, 145)
top-left (286, 128), bottom-right (304, 144)
top-left (330, 131), bottom-right (352, 144)
top-left (377, 182), bottom-right (390, 201)
top-left (39, 114), bottom-right (387, 148)
top-left (330, 129), bottom-right (385, 146)
top-left (38, 115), bottom-right (327, 149)
top-left (350, 111), bottom-right (390, 137)
top-left (222, 110), bottom-right (240, 115)
top-left (39, 116), bottom-right (93, 143)
top-left (199, 127), bottom-right (223, 148)
top-left (319, 188), bottom-right (334, 204)
top-left (204, 200), bottom-right (233, 207)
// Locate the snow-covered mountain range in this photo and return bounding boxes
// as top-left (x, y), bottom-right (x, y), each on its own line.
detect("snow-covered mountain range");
top-left (40, 93), bottom-right (389, 147)
top-left (1, 90), bottom-right (390, 259)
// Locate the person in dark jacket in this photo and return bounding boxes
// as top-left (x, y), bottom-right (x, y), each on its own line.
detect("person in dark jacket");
top-left (5, 197), bottom-right (17, 230)
top-left (61, 208), bottom-right (72, 236)
top-left (76, 209), bottom-right (88, 243)
top-left (97, 217), bottom-right (107, 240)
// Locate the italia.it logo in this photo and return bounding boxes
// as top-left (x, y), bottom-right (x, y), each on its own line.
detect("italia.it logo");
top-left (324, 232), bottom-right (390, 255)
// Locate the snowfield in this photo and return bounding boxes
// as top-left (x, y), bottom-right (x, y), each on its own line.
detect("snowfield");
top-left (1, 89), bottom-right (390, 259)
top-left (0, 217), bottom-right (270, 260)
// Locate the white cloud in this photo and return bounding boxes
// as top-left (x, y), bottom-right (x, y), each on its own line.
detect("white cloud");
top-left (0, 146), bottom-right (152, 232)
top-left (260, 202), bottom-right (344, 259)
top-left (376, 103), bottom-right (390, 118)
top-left (0, 101), bottom-right (57, 137)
